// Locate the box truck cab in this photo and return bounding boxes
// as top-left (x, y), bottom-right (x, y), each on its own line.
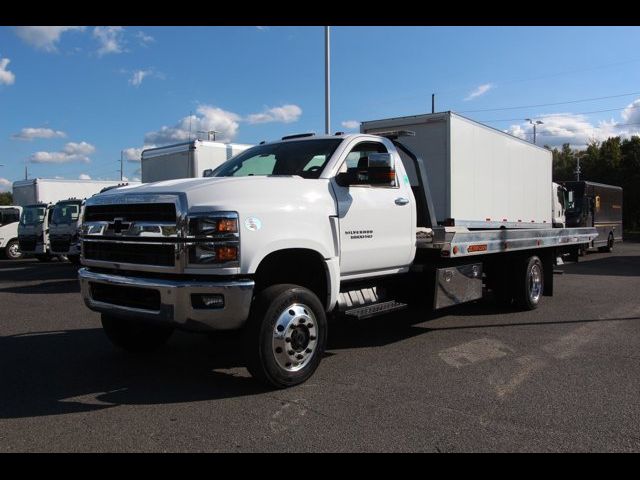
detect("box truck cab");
top-left (552, 182), bottom-right (567, 228)
top-left (78, 112), bottom-right (597, 388)
top-left (49, 198), bottom-right (84, 264)
top-left (0, 206), bottom-right (22, 260)
top-left (18, 203), bottom-right (54, 261)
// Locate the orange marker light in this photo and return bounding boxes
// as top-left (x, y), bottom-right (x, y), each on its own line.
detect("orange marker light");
top-left (217, 218), bottom-right (238, 233)
top-left (215, 245), bottom-right (238, 262)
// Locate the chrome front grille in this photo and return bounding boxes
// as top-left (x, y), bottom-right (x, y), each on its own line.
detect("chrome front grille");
top-left (80, 193), bottom-right (187, 273)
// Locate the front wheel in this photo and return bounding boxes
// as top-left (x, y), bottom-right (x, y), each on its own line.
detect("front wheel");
top-left (243, 284), bottom-right (327, 388)
top-left (599, 234), bottom-right (614, 253)
top-left (4, 240), bottom-right (22, 260)
top-left (101, 314), bottom-right (174, 353)
top-left (514, 255), bottom-right (544, 311)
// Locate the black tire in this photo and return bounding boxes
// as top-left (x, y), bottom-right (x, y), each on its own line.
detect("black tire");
top-left (514, 255), bottom-right (544, 311)
top-left (243, 284), bottom-right (327, 388)
top-left (578, 244), bottom-right (587, 257)
top-left (67, 254), bottom-right (81, 265)
top-left (101, 314), bottom-right (174, 353)
top-left (35, 254), bottom-right (53, 262)
top-left (3, 239), bottom-right (22, 260)
top-left (599, 234), bottom-right (614, 253)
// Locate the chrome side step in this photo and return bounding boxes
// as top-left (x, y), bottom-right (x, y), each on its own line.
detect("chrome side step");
top-left (344, 300), bottom-right (408, 320)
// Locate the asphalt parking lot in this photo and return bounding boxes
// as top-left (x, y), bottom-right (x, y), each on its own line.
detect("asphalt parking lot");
top-left (1, 243), bottom-right (639, 452)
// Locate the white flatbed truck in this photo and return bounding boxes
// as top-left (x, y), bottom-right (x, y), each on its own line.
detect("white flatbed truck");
top-left (78, 112), bottom-right (597, 388)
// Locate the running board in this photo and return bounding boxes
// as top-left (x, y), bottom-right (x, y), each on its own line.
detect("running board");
top-left (344, 301), bottom-right (408, 320)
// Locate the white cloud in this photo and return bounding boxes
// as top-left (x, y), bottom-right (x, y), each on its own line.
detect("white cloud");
top-left (30, 141), bottom-right (95, 164)
top-left (129, 69), bottom-right (152, 87)
top-left (256, 26), bottom-right (269, 31)
top-left (63, 141), bottom-right (95, 156)
top-left (123, 145), bottom-right (156, 162)
top-left (145, 105), bottom-right (241, 145)
top-left (247, 104), bottom-right (302, 124)
top-left (341, 120), bottom-right (360, 130)
top-left (14, 26), bottom-right (85, 52)
top-left (465, 83), bottom-right (493, 101)
top-left (621, 98), bottom-right (640, 125)
top-left (0, 178), bottom-right (11, 192)
top-left (131, 177), bottom-right (141, 182)
top-left (93, 26), bottom-right (125, 56)
top-left (506, 110), bottom-right (640, 149)
top-left (0, 57), bottom-right (16, 86)
top-left (12, 127), bottom-right (66, 141)
top-left (78, 173), bottom-right (91, 180)
top-left (136, 31), bottom-right (154, 45)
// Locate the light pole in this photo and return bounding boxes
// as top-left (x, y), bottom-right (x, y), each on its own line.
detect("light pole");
top-left (525, 118), bottom-right (544, 145)
top-left (325, 26), bottom-right (330, 135)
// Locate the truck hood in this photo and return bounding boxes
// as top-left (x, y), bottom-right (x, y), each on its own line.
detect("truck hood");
top-left (94, 176), bottom-right (336, 215)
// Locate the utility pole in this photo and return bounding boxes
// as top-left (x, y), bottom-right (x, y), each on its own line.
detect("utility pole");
top-left (526, 118), bottom-right (544, 145)
top-left (120, 150), bottom-right (124, 181)
top-left (575, 154), bottom-right (582, 181)
top-left (431, 94), bottom-right (435, 114)
top-left (325, 26), bottom-right (330, 135)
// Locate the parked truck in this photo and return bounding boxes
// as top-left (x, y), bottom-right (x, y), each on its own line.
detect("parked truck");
top-left (561, 181), bottom-right (622, 254)
top-left (14, 179), bottom-right (131, 261)
top-left (78, 112), bottom-right (597, 388)
top-left (0, 206), bottom-right (22, 260)
top-left (141, 140), bottom-right (252, 183)
top-left (49, 183), bottom-right (137, 264)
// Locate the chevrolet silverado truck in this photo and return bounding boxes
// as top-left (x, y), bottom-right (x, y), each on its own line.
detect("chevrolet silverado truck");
top-left (78, 112), bottom-right (597, 388)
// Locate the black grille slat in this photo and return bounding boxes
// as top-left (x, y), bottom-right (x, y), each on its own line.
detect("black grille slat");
top-left (83, 242), bottom-right (175, 266)
top-left (90, 283), bottom-right (161, 311)
top-left (84, 203), bottom-right (176, 222)
top-left (51, 240), bottom-right (70, 252)
top-left (19, 239), bottom-right (36, 251)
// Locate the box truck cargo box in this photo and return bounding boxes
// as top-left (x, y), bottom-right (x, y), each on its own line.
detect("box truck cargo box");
top-left (11, 179), bottom-right (137, 207)
top-left (141, 140), bottom-right (253, 183)
top-left (361, 112), bottom-right (552, 228)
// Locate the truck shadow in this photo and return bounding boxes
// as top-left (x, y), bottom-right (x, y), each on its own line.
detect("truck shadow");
top-left (0, 259), bottom-right (80, 283)
top-left (0, 279), bottom-right (80, 294)
top-left (558, 254), bottom-right (640, 277)
top-left (0, 328), bottom-right (269, 419)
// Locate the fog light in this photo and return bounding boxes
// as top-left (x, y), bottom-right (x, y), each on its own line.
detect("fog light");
top-left (192, 294), bottom-right (225, 309)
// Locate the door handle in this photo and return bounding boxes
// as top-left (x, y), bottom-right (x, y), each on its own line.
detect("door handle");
top-left (395, 197), bottom-right (409, 206)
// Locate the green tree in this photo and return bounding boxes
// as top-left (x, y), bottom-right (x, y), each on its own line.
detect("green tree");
top-left (0, 192), bottom-right (13, 205)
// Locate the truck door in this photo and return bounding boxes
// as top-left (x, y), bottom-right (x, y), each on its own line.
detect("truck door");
top-left (331, 140), bottom-right (414, 276)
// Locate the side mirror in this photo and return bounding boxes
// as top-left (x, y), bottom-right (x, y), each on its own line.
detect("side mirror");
top-left (203, 169), bottom-right (214, 178)
top-left (336, 153), bottom-right (396, 187)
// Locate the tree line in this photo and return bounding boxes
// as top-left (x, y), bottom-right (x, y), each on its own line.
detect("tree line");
top-left (549, 135), bottom-right (640, 231)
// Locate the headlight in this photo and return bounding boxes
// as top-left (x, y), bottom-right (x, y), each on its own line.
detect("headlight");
top-left (187, 212), bottom-right (239, 266)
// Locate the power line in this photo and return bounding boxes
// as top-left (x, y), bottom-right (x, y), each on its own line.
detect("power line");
top-left (479, 103), bottom-right (640, 124)
top-left (458, 92), bottom-right (640, 114)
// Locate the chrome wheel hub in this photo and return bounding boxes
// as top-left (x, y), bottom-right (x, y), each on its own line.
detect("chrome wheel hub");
top-left (272, 303), bottom-right (318, 372)
top-left (529, 264), bottom-right (542, 303)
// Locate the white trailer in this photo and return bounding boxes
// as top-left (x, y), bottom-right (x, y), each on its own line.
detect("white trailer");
top-left (361, 112), bottom-right (552, 229)
top-left (141, 140), bottom-right (252, 183)
top-left (12, 179), bottom-right (131, 207)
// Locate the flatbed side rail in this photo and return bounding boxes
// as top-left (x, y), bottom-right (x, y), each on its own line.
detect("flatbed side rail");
top-left (425, 227), bottom-right (598, 257)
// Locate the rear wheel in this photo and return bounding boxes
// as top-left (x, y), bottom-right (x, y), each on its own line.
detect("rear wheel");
top-left (4, 240), bottom-right (22, 260)
top-left (101, 314), bottom-right (174, 353)
top-left (514, 255), bottom-right (544, 311)
top-left (243, 284), bottom-right (327, 388)
top-left (598, 234), bottom-right (614, 253)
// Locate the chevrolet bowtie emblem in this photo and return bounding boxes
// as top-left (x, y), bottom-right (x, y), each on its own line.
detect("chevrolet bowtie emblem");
top-left (110, 218), bottom-right (130, 234)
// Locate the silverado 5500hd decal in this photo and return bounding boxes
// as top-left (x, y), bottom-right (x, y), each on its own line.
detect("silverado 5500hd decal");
top-left (345, 229), bottom-right (373, 239)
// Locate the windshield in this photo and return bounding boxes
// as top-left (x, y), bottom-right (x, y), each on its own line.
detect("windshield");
top-left (212, 139), bottom-right (342, 179)
top-left (52, 202), bottom-right (81, 224)
top-left (20, 206), bottom-right (46, 225)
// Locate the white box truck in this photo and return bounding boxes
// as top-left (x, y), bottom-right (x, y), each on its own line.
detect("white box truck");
top-left (14, 179), bottom-right (134, 261)
top-left (361, 112), bottom-right (552, 228)
top-left (78, 115), bottom-right (597, 388)
top-left (141, 140), bottom-right (252, 183)
top-left (0, 206), bottom-right (22, 260)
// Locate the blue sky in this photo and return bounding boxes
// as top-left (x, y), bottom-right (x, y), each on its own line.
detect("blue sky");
top-left (2, 26), bottom-right (640, 191)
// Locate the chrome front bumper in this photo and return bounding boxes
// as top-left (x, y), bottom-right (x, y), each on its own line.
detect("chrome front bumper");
top-left (78, 268), bottom-right (254, 331)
